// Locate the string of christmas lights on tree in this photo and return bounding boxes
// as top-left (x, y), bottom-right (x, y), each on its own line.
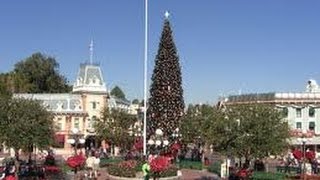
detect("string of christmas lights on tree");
top-left (147, 13), bottom-right (185, 144)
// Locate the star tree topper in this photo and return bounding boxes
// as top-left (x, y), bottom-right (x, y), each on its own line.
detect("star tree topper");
top-left (165, 11), bottom-right (170, 19)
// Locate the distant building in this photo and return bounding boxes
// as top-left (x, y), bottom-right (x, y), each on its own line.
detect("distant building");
top-left (221, 79), bottom-right (320, 151)
top-left (14, 61), bottom-right (139, 154)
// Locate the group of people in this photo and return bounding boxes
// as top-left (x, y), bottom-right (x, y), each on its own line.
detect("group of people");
top-left (280, 149), bottom-right (319, 175)
top-left (83, 150), bottom-right (101, 179)
top-left (0, 160), bottom-right (16, 180)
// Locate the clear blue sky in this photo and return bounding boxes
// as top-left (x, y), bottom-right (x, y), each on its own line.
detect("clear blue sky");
top-left (1, 1), bottom-right (320, 104)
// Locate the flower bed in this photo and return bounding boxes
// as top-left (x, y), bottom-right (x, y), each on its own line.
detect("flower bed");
top-left (107, 157), bottom-right (179, 179)
top-left (108, 160), bottom-right (137, 178)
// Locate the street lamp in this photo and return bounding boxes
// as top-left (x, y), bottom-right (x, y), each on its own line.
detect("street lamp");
top-left (302, 137), bottom-right (307, 176)
top-left (148, 128), bottom-right (169, 155)
top-left (67, 128), bottom-right (85, 155)
top-left (297, 128), bottom-right (313, 179)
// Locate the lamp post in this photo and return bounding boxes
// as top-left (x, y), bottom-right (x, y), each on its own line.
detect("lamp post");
top-left (172, 128), bottom-right (182, 168)
top-left (67, 128), bottom-right (85, 155)
top-left (302, 137), bottom-right (307, 178)
top-left (130, 127), bottom-right (143, 155)
top-left (148, 128), bottom-right (169, 155)
top-left (297, 129), bottom-right (312, 179)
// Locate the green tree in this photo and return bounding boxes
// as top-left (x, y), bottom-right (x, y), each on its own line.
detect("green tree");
top-left (94, 107), bottom-right (136, 155)
top-left (13, 52), bottom-right (71, 93)
top-left (110, 86), bottom-right (126, 100)
top-left (0, 73), bottom-right (12, 98)
top-left (181, 104), bottom-right (213, 145)
top-left (147, 17), bottom-right (185, 139)
top-left (203, 104), bottom-right (290, 164)
top-left (0, 97), bottom-right (55, 160)
top-left (132, 99), bottom-right (139, 104)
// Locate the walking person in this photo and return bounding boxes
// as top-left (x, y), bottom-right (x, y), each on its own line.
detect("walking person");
top-left (142, 160), bottom-right (150, 180)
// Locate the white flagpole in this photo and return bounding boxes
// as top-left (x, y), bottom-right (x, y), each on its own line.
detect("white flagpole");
top-left (143, 0), bottom-right (148, 156)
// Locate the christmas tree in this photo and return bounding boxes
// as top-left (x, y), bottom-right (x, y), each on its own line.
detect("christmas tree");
top-left (147, 14), bottom-right (185, 141)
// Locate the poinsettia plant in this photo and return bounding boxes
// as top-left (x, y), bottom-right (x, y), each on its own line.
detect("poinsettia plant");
top-left (150, 156), bottom-right (171, 173)
top-left (66, 154), bottom-right (86, 169)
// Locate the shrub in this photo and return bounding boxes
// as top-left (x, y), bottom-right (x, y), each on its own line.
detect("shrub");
top-left (99, 157), bottom-right (123, 168)
top-left (60, 164), bottom-right (72, 174)
top-left (44, 155), bottom-right (55, 166)
top-left (108, 160), bottom-right (137, 178)
top-left (178, 160), bottom-right (202, 170)
top-left (251, 171), bottom-right (286, 180)
top-left (150, 156), bottom-right (171, 173)
top-left (208, 161), bottom-right (221, 177)
top-left (134, 159), bottom-right (146, 172)
top-left (156, 165), bottom-right (178, 177)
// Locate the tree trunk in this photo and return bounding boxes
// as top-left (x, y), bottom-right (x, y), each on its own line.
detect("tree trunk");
top-left (111, 144), bottom-right (115, 158)
top-left (14, 149), bottom-right (19, 178)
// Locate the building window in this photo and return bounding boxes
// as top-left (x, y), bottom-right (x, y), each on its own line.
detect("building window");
top-left (296, 108), bottom-right (302, 118)
top-left (296, 122), bottom-right (302, 129)
top-left (53, 134), bottom-right (65, 149)
top-left (74, 118), bottom-right (79, 129)
top-left (56, 118), bottom-right (62, 131)
top-left (309, 107), bottom-right (315, 117)
top-left (282, 108), bottom-right (288, 117)
top-left (309, 122), bottom-right (315, 131)
top-left (92, 102), bottom-right (96, 109)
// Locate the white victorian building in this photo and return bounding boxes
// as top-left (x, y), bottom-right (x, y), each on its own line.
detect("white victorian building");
top-left (222, 79), bottom-right (320, 152)
top-left (14, 61), bottom-right (135, 154)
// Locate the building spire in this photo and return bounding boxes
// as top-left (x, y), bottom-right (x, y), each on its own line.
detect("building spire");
top-left (89, 39), bottom-right (94, 64)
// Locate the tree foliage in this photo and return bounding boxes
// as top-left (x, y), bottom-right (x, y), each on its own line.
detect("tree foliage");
top-left (0, 53), bottom-right (71, 94)
top-left (202, 104), bottom-right (290, 161)
top-left (0, 97), bottom-right (55, 153)
top-left (147, 18), bottom-right (185, 138)
top-left (110, 86), bottom-right (126, 100)
top-left (132, 99), bottom-right (139, 104)
top-left (180, 104), bottom-right (214, 144)
top-left (12, 53), bottom-right (71, 93)
top-left (94, 107), bottom-right (136, 151)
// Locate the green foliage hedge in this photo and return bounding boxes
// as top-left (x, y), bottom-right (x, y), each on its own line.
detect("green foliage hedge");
top-left (251, 171), bottom-right (286, 180)
top-left (208, 161), bottom-right (221, 177)
top-left (178, 160), bottom-right (202, 170)
top-left (99, 157), bottom-right (123, 167)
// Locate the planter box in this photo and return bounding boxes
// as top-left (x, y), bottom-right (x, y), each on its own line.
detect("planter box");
top-left (107, 172), bottom-right (180, 180)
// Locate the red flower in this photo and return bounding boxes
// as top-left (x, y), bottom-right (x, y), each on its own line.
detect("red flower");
top-left (45, 166), bottom-right (60, 173)
top-left (293, 149), bottom-right (302, 160)
top-left (171, 142), bottom-right (181, 151)
top-left (66, 154), bottom-right (86, 168)
top-left (150, 156), bottom-right (171, 173)
top-left (306, 150), bottom-right (316, 161)
top-left (134, 138), bottom-right (143, 151)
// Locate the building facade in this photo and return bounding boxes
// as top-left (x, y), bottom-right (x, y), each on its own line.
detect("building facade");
top-left (221, 80), bottom-right (320, 151)
top-left (14, 63), bottom-right (134, 154)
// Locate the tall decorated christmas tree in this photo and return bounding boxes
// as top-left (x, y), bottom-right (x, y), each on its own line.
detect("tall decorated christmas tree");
top-left (147, 13), bottom-right (185, 142)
